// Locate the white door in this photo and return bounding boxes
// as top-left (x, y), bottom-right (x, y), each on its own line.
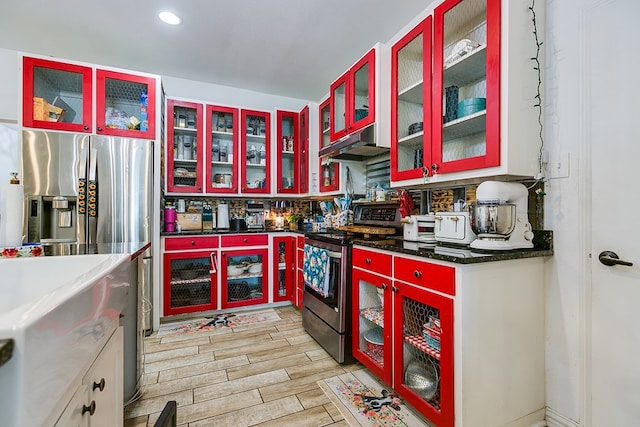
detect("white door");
top-left (588, 0), bottom-right (640, 424)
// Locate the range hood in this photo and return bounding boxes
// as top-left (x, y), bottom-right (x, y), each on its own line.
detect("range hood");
top-left (318, 125), bottom-right (388, 161)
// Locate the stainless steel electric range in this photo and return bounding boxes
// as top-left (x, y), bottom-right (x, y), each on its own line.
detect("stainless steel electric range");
top-left (301, 201), bottom-right (402, 363)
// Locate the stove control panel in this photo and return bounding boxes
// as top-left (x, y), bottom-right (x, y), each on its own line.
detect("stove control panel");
top-left (353, 203), bottom-right (402, 227)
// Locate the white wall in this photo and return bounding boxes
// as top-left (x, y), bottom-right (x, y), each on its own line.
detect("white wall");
top-left (0, 48), bottom-right (19, 121)
top-left (544, 0), bottom-right (583, 423)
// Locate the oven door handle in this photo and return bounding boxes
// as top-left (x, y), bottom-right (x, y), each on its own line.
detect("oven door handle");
top-left (327, 250), bottom-right (342, 259)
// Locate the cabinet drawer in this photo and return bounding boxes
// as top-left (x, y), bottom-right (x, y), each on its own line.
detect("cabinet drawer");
top-left (164, 235), bottom-right (219, 251)
top-left (297, 236), bottom-right (305, 249)
top-left (394, 256), bottom-right (455, 296)
top-left (221, 234), bottom-right (268, 247)
top-left (353, 248), bottom-right (392, 276)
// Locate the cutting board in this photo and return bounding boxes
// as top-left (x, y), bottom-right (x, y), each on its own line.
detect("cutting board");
top-left (336, 226), bottom-right (397, 239)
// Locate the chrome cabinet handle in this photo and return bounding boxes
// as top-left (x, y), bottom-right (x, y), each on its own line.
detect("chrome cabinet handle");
top-left (599, 251), bottom-right (633, 267)
top-left (414, 270), bottom-right (422, 279)
top-left (365, 258), bottom-right (371, 264)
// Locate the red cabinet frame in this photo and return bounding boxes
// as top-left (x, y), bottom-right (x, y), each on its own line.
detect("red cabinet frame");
top-left (240, 109), bottom-right (271, 194)
top-left (96, 69), bottom-right (156, 139)
top-left (22, 57), bottom-right (93, 133)
top-left (205, 104), bottom-right (239, 194)
top-left (166, 99), bottom-right (204, 193)
top-left (163, 249), bottom-right (218, 316)
top-left (276, 110), bottom-right (299, 194)
top-left (273, 236), bottom-right (296, 303)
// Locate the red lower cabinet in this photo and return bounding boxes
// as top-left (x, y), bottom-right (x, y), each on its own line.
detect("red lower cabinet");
top-left (393, 280), bottom-right (454, 427)
top-left (295, 236), bottom-right (305, 309)
top-left (163, 249), bottom-right (218, 316)
top-left (273, 236), bottom-right (296, 302)
top-left (352, 247), bottom-right (454, 426)
top-left (220, 248), bottom-right (268, 309)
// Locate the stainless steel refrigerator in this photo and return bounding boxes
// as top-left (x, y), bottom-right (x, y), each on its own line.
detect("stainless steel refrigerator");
top-left (21, 129), bottom-right (153, 402)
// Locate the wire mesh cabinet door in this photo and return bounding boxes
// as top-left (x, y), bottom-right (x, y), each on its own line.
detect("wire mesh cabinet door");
top-left (393, 281), bottom-right (454, 427)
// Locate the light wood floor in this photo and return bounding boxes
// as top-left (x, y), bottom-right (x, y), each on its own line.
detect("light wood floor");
top-left (124, 305), bottom-right (362, 426)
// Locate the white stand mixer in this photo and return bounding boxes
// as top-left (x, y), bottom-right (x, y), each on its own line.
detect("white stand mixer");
top-left (470, 181), bottom-right (534, 250)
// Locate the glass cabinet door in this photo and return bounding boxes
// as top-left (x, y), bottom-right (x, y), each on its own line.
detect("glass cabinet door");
top-left (432, 0), bottom-right (499, 174)
top-left (95, 69), bottom-right (156, 139)
top-left (276, 110), bottom-right (298, 194)
top-left (206, 105), bottom-right (238, 194)
top-left (319, 98), bottom-right (331, 149)
top-left (22, 57), bottom-right (93, 132)
top-left (167, 99), bottom-right (203, 193)
top-left (391, 17), bottom-right (432, 181)
top-left (273, 237), bottom-right (295, 302)
top-left (163, 251), bottom-right (217, 316)
top-left (319, 159), bottom-right (339, 192)
top-left (221, 249), bottom-right (268, 308)
top-left (330, 76), bottom-right (347, 141)
top-left (353, 269), bottom-right (392, 383)
top-left (240, 109), bottom-right (270, 194)
top-left (350, 48), bottom-right (376, 133)
top-left (298, 106), bottom-right (309, 193)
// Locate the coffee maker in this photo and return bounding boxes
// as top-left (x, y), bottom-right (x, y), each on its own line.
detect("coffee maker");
top-left (470, 181), bottom-right (534, 250)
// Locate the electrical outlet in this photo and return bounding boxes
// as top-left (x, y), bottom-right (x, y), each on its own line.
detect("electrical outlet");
top-left (550, 151), bottom-right (569, 178)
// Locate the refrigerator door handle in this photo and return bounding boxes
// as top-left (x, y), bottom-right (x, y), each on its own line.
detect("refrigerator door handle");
top-left (87, 148), bottom-right (98, 244)
top-left (209, 252), bottom-right (218, 274)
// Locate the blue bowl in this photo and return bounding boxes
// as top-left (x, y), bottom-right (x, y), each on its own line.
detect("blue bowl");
top-left (457, 98), bottom-right (486, 118)
top-left (355, 109), bottom-right (368, 121)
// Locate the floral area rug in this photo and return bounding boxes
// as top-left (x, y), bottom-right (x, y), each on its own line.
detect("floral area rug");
top-left (318, 370), bottom-right (431, 427)
top-left (156, 308), bottom-right (281, 336)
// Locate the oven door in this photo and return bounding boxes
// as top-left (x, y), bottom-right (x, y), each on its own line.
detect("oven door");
top-left (302, 238), bottom-right (349, 333)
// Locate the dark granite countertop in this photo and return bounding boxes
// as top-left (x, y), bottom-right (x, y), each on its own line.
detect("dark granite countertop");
top-left (43, 241), bottom-right (151, 259)
top-left (353, 230), bottom-right (553, 265)
top-left (161, 229), bottom-right (304, 237)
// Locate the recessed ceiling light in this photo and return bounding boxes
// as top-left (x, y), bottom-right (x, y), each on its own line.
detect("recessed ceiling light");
top-left (159, 11), bottom-right (182, 25)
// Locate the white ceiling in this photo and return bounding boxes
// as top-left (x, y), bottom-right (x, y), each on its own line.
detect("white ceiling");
top-left (0, 0), bottom-right (429, 101)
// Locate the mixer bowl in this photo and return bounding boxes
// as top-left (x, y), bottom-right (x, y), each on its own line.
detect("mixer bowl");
top-left (470, 203), bottom-right (516, 237)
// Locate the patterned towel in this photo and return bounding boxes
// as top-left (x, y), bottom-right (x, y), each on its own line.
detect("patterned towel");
top-left (303, 244), bottom-right (331, 297)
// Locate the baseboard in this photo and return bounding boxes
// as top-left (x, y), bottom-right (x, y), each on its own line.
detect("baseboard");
top-left (545, 407), bottom-right (580, 427)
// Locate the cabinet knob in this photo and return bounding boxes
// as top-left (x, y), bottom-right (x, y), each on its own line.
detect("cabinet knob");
top-left (92, 378), bottom-right (105, 392)
top-left (243, 238), bottom-right (248, 243)
top-left (83, 125), bottom-right (89, 131)
top-left (414, 270), bottom-right (422, 279)
top-left (381, 283), bottom-right (387, 290)
top-left (365, 258), bottom-right (371, 264)
top-left (82, 401), bottom-right (96, 416)
top-left (97, 127), bottom-right (103, 132)
top-left (392, 285), bottom-right (399, 292)
top-left (191, 240), bottom-right (196, 246)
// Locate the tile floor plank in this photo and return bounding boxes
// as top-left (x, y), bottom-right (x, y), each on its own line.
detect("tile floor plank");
top-left (124, 306), bottom-right (363, 427)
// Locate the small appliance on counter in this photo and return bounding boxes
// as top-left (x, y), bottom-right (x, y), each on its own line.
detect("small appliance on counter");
top-left (434, 211), bottom-right (476, 246)
top-left (470, 181), bottom-right (534, 250)
top-left (217, 202), bottom-right (230, 229)
top-left (401, 214), bottom-right (436, 244)
top-left (245, 201), bottom-right (265, 229)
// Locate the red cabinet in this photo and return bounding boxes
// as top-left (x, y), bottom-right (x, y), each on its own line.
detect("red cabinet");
top-left (431, 0), bottom-right (500, 174)
top-left (240, 109), bottom-right (271, 194)
top-left (273, 236), bottom-right (296, 302)
top-left (319, 98), bottom-right (331, 150)
top-left (22, 57), bottom-right (93, 132)
top-left (220, 248), bottom-right (268, 309)
top-left (330, 48), bottom-right (376, 141)
top-left (391, 16), bottom-right (432, 181)
top-left (295, 236), bottom-right (305, 309)
top-left (276, 110), bottom-right (299, 194)
top-left (163, 236), bottom-right (219, 316)
top-left (206, 104), bottom-right (239, 194)
top-left (352, 247), bottom-right (455, 426)
top-left (393, 279), bottom-right (454, 427)
top-left (319, 159), bottom-right (340, 193)
top-left (23, 56), bottom-right (157, 139)
top-left (298, 105), bottom-right (310, 193)
top-left (166, 99), bottom-right (204, 193)
top-left (95, 69), bottom-right (156, 139)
